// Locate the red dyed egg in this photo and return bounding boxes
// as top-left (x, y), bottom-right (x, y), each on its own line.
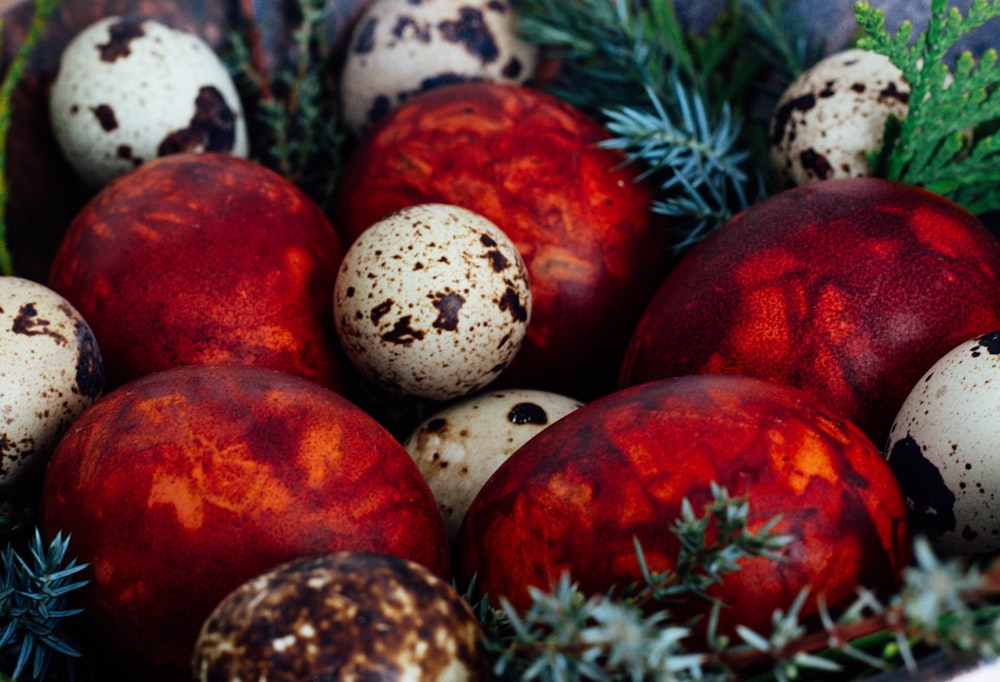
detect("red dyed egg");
top-left (455, 374), bottom-right (911, 636)
top-left (47, 152), bottom-right (350, 393)
top-left (619, 178), bottom-right (1000, 446)
top-left (40, 364), bottom-right (449, 679)
top-left (334, 82), bottom-right (672, 400)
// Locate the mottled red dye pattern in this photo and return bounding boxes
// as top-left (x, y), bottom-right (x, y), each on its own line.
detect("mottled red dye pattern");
top-left (47, 152), bottom-right (351, 393)
top-left (40, 364), bottom-right (449, 678)
top-left (334, 82), bottom-right (672, 400)
top-left (455, 374), bottom-right (911, 636)
top-left (619, 178), bottom-right (1000, 446)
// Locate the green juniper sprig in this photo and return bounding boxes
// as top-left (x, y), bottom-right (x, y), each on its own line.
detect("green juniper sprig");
top-left (856, 0), bottom-right (1000, 215)
top-left (473, 483), bottom-right (1000, 681)
top-left (474, 484), bottom-right (793, 681)
top-left (0, 0), bottom-right (59, 278)
top-left (225, 0), bottom-right (347, 212)
top-left (0, 529), bottom-right (89, 681)
top-left (515, 0), bottom-right (818, 253)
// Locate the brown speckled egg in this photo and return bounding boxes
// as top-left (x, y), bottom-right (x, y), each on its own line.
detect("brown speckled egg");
top-left (49, 15), bottom-right (248, 188)
top-left (333, 203), bottom-right (531, 401)
top-left (339, 0), bottom-right (537, 135)
top-left (192, 551), bottom-right (487, 682)
top-left (404, 389), bottom-right (582, 541)
top-left (768, 48), bottom-right (909, 189)
top-left (0, 276), bottom-right (103, 485)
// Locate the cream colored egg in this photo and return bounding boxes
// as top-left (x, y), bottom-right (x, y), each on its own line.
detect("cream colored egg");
top-left (49, 15), bottom-right (248, 188)
top-left (333, 203), bottom-right (531, 401)
top-left (768, 48), bottom-right (909, 189)
top-left (339, 0), bottom-right (538, 135)
top-left (0, 277), bottom-right (103, 485)
top-left (886, 330), bottom-right (1000, 556)
top-left (404, 389), bottom-right (583, 540)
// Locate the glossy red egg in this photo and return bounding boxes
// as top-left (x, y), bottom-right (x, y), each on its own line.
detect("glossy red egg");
top-left (334, 82), bottom-right (672, 400)
top-left (619, 178), bottom-right (1000, 446)
top-left (455, 374), bottom-right (911, 637)
top-left (40, 364), bottom-right (449, 679)
top-left (47, 152), bottom-right (350, 393)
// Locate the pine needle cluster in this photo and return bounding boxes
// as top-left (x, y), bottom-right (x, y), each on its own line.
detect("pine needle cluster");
top-left (0, 530), bottom-right (88, 681)
top-left (856, 0), bottom-right (1000, 215)
top-left (515, 0), bottom-right (823, 252)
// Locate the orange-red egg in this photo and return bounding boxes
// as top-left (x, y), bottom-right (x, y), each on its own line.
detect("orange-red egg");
top-left (48, 152), bottom-right (350, 393)
top-left (455, 374), bottom-right (911, 636)
top-left (620, 178), bottom-right (1000, 446)
top-left (334, 82), bottom-right (672, 400)
top-left (40, 364), bottom-right (449, 679)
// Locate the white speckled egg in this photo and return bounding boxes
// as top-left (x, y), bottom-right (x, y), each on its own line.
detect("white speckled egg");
top-left (49, 15), bottom-right (248, 188)
top-left (193, 552), bottom-right (486, 682)
top-left (768, 48), bottom-right (909, 189)
top-left (339, 0), bottom-right (538, 135)
top-left (0, 277), bottom-right (103, 485)
top-left (334, 203), bottom-right (531, 401)
top-left (885, 330), bottom-right (1000, 556)
top-left (404, 388), bottom-right (582, 540)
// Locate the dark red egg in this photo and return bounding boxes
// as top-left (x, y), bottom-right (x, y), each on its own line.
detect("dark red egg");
top-left (334, 82), bottom-right (672, 400)
top-left (47, 152), bottom-right (350, 393)
top-left (40, 363), bottom-right (449, 679)
top-left (619, 178), bottom-right (1000, 446)
top-left (454, 373), bottom-right (911, 637)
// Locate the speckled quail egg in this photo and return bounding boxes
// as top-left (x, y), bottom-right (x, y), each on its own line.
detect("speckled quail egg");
top-left (404, 389), bottom-right (583, 540)
top-left (334, 203), bottom-right (531, 401)
top-left (885, 330), bottom-right (1000, 556)
top-left (193, 551), bottom-right (487, 682)
top-left (0, 277), bottom-right (103, 485)
top-left (768, 48), bottom-right (909, 189)
top-left (339, 0), bottom-right (538, 135)
top-left (49, 15), bottom-right (248, 188)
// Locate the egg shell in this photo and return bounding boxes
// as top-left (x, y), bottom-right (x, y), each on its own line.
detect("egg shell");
top-left (404, 388), bottom-right (583, 540)
top-left (49, 15), bottom-right (248, 188)
top-left (886, 330), bottom-right (1000, 556)
top-left (0, 276), bottom-right (103, 485)
top-left (333, 203), bottom-right (531, 401)
top-left (768, 48), bottom-right (909, 189)
top-left (339, 0), bottom-right (537, 134)
top-left (193, 551), bottom-right (487, 682)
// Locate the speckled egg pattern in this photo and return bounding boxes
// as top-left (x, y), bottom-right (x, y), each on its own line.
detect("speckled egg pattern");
top-left (339, 0), bottom-right (538, 134)
top-left (0, 277), bottom-right (103, 486)
top-left (886, 331), bottom-right (1000, 556)
top-left (49, 15), bottom-right (248, 188)
top-left (334, 203), bottom-right (531, 401)
top-left (193, 552), bottom-right (486, 682)
top-left (404, 389), bottom-right (583, 540)
top-left (768, 48), bottom-right (909, 189)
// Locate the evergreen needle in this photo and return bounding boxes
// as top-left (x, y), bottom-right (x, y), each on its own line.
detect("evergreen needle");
top-left (0, 0), bottom-right (58, 278)
top-left (856, 0), bottom-right (1000, 215)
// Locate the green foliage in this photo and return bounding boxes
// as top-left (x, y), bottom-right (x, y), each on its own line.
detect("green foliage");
top-left (515, 0), bottom-right (822, 253)
top-left (473, 487), bottom-right (1000, 681)
top-left (856, 0), bottom-right (1000, 214)
top-left (0, 0), bottom-right (59, 277)
top-left (0, 529), bottom-right (88, 681)
top-left (475, 484), bottom-right (793, 680)
top-left (225, 0), bottom-right (347, 212)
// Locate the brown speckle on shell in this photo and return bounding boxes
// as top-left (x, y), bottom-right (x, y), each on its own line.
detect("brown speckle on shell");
top-left (438, 8), bottom-right (499, 63)
top-left (91, 104), bottom-right (118, 131)
top-left (98, 18), bottom-right (145, 62)
top-left (157, 86), bottom-right (238, 156)
top-left (193, 552), bottom-right (487, 682)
